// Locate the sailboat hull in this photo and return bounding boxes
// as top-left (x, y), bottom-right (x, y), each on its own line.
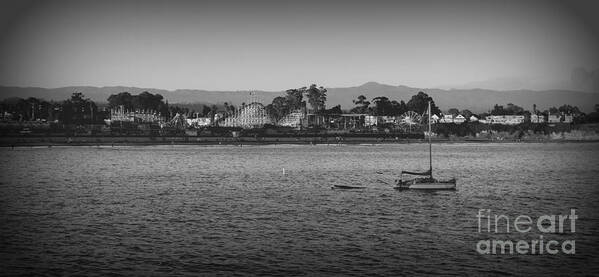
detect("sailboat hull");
top-left (394, 179), bottom-right (456, 190)
top-left (395, 182), bottom-right (456, 190)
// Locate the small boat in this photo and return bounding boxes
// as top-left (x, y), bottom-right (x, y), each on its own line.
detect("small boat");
top-left (394, 101), bottom-right (456, 190)
top-left (331, 184), bottom-right (366, 190)
top-left (395, 172), bottom-right (456, 190)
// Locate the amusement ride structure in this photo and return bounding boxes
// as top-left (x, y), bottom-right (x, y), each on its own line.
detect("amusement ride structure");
top-left (218, 102), bottom-right (272, 128)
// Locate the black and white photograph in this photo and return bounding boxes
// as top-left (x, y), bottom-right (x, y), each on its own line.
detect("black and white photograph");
top-left (1, 0), bottom-right (598, 276)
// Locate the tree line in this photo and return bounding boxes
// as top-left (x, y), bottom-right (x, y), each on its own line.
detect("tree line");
top-left (348, 92), bottom-right (442, 116)
top-left (2, 87), bottom-right (598, 125)
top-left (265, 86), bottom-right (443, 120)
top-left (265, 84), bottom-right (327, 121)
top-left (0, 92), bottom-right (102, 124)
top-left (0, 91), bottom-right (217, 125)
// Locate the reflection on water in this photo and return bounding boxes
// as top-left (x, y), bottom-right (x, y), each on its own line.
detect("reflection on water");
top-left (1, 143), bottom-right (598, 275)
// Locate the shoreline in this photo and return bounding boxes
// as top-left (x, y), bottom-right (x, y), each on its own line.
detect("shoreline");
top-left (2, 136), bottom-right (598, 147)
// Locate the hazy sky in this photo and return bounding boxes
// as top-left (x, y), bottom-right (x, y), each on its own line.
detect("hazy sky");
top-left (0, 0), bottom-right (597, 91)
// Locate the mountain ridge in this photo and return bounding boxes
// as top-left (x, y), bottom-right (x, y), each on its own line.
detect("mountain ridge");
top-left (0, 82), bottom-right (597, 113)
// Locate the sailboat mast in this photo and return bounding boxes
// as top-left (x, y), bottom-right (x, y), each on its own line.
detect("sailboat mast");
top-left (428, 101), bottom-right (432, 179)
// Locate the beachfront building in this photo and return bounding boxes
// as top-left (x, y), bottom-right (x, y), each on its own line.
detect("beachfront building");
top-left (544, 114), bottom-right (574, 124)
top-left (486, 115), bottom-right (505, 124)
top-left (379, 116), bottom-right (398, 125)
top-left (563, 115), bottom-right (573, 123)
top-left (454, 114), bottom-right (466, 124)
top-left (530, 114), bottom-right (545, 123)
top-left (186, 117), bottom-right (212, 127)
top-left (547, 114), bottom-right (561, 123)
top-left (438, 114), bottom-right (454, 123)
top-left (506, 115), bottom-right (525, 125)
top-left (363, 115), bottom-right (396, 127)
top-left (364, 115), bottom-right (378, 126)
top-left (324, 114), bottom-right (367, 129)
top-left (304, 113), bottom-right (368, 129)
top-left (107, 105), bottom-right (162, 124)
top-left (485, 115), bottom-right (525, 125)
top-left (338, 114), bottom-right (365, 129)
top-left (469, 115), bottom-right (478, 122)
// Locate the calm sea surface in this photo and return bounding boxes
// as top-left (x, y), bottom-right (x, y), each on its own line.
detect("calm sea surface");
top-left (1, 143), bottom-right (599, 276)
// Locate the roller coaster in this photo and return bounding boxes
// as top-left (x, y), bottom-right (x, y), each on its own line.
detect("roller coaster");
top-left (218, 102), bottom-right (273, 128)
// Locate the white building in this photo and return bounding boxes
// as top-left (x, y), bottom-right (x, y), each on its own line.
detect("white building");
top-left (109, 105), bottom-right (162, 124)
top-left (505, 115), bottom-right (525, 125)
top-left (485, 115), bottom-right (525, 125)
top-left (364, 115), bottom-right (378, 126)
top-left (469, 115), bottom-right (478, 122)
top-left (530, 114), bottom-right (545, 123)
top-left (547, 114), bottom-right (561, 123)
top-left (486, 115), bottom-right (506, 124)
top-left (563, 115), bottom-right (573, 123)
top-left (454, 114), bottom-right (466, 124)
top-left (439, 114), bottom-right (454, 123)
top-left (186, 117), bottom-right (212, 127)
top-left (379, 116), bottom-right (397, 124)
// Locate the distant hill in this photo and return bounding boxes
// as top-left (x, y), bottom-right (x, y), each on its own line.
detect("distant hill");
top-left (0, 86), bottom-right (281, 107)
top-left (1, 82), bottom-right (597, 113)
top-left (327, 82), bottom-right (599, 113)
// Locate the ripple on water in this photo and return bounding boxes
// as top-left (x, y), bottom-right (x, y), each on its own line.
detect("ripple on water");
top-left (0, 143), bottom-right (598, 275)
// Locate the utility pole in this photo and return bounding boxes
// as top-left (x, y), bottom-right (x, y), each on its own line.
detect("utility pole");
top-left (90, 102), bottom-right (94, 124)
top-left (428, 101), bottom-right (432, 179)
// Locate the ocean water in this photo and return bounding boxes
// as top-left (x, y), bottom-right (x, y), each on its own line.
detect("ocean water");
top-left (1, 143), bottom-right (598, 276)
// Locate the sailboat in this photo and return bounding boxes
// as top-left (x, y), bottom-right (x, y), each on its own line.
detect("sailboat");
top-left (394, 101), bottom-right (456, 190)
